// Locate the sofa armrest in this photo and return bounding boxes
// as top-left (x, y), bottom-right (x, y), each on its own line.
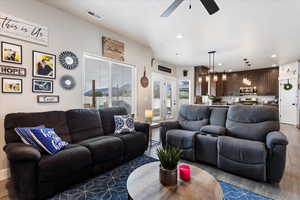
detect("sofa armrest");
top-left (4, 143), bottom-right (41, 162)
top-left (266, 131), bottom-right (288, 149)
top-left (134, 122), bottom-right (150, 147)
top-left (134, 122), bottom-right (150, 134)
top-left (159, 121), bottom-right (180, 147)
top-left (266, 131), bottom-right (288, 183)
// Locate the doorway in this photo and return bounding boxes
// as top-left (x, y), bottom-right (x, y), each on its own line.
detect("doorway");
top-left (152, 73), bottom-right (177, 121)
top-left (279, 78), bottom-right (298, 125)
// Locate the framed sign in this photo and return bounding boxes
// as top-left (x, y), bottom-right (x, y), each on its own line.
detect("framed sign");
top-left (0, 65), bottom-right (26, 77)
top-left (0, 12), bottom-right (48, 46)
top-left (102, 36), bottom-right (124, 61)
top-left (37, 95), bottom-right (59, 103)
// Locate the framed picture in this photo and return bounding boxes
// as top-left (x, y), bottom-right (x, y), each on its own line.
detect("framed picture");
top-left (0, 65), bottom-right (26, 77)
top-left (1, 42), bottom-right (22, 64)
top-left (32, 79), bottom-right (53, 93)
top-left (2, 78), bottom-right (22, 94)
top-left (37, 95), bottom-right (59, 103)
top-left (32, 51), bottom-right (56, 79)
top-left (102, 36), bottom-right (125, 61)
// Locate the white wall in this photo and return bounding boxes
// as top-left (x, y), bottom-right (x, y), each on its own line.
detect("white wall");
top-left (176, 66), bottom-right (195, 108)
top-left (0, 0), bottom-right (154, 175)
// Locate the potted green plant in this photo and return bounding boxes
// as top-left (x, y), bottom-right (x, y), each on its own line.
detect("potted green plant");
top-left (157, 146), bottom-right (182, 186)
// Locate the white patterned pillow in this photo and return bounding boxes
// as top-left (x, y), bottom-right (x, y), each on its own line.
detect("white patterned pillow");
top-left (114, 115), bottom-right (135, 134)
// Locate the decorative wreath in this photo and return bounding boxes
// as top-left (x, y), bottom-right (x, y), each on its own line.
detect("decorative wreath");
top-left (59, 51), bottom-right (79, 70)
top-left (60, 75), bottom-right (76, 90)
top-left (284, 80), bottom-right (292, 90)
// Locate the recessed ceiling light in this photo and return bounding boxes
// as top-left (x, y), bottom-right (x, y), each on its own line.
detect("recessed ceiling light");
top-left (218, 63), bottom-right (222, 66)
top-left (271, 54), bottom-right (277, 58)
top-left (176, 34), bottom-right (183, 39)
top-left (87, 10), bottom-right (103, 20)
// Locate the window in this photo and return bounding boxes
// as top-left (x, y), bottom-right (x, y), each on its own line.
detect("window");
top-left (83, 54), bottom-right (136, 114)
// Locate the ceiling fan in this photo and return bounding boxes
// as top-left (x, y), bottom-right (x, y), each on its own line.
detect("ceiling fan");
top-left (161, 0), bottom-right (220, 17)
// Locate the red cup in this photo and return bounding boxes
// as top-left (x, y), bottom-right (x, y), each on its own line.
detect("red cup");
top-left (179, 164), bottom-right (191, 181)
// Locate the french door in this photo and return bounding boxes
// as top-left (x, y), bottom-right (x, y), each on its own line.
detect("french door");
top-left (152, 73), bottom-right (177, 121)
top-left (83, 54), bottom-right (136, 114)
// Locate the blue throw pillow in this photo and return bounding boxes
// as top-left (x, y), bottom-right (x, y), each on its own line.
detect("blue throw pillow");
top-left (15, 125), bottom-right (45, 150)
top-left (114, 115), bottom-right (135, 134)
top-left (30, 128), bottom-right (68, 155)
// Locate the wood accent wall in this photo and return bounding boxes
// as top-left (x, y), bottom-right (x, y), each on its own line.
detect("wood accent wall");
top-left (195, 66), bottom-right (209, 96)
top-left (195, 67), bottom-right (279, 97)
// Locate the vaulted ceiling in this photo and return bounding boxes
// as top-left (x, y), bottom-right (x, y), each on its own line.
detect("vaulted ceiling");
top-left (38, 0), bottom-right (300, 71)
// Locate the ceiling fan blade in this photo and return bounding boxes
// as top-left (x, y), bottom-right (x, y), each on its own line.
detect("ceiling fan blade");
top-left (161, 0), bottom-right (185, 17)
top-left (200, 0), bottom-right (220, 15)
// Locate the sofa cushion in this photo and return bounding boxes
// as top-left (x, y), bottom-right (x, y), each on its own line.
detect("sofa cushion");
top-left (178, 104), bottom-right (210, 121)
top-left (200, 125), bottom-right (226, 136)
top-left (179, 120), bottom-right (208, 131)
top-left (38, 144), bottom-right (92, 182)
top-left (113, 132), bottom-right (147, 161)
top-left (178, 105), bottom-right (209, 131)
top-left (78, 136), bottom-right (124, 163)
top-left (66, 109), bottom-right (104, 143)
top-left (114, 115), bottom-right (135, 134)
top-left (195, 134), bottom-right (218, 165)
top-left (218, 136), bottom-right (267, 181)
top-left (15, 125), bottom-right (45, 150)
top-left (226, 105), bottom-right (280, 142)
top-left (99, 107), bottom-right (128, 134)
top-left (30, 128), bottom-right (68, 155)
top-left (209, 108), bottom-right (228, 127)
top-left (5, 111), bottom-right (71, 143)
top-left (166, 129), bottom-right (198, 149)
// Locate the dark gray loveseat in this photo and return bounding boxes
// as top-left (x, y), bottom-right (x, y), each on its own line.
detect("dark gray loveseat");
top-left (160, 105), bottom-right (288, 183)
top-left (3, 107), bottom-right (149, 200)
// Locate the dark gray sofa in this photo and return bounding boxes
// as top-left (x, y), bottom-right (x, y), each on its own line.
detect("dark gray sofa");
top-left (160, 104), bottom-right (288, 183)
top-left (3, 107), bottom-right (149, 200)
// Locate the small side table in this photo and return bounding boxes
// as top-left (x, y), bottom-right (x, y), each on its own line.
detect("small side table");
top-left (148, 122), bottom-right (161, 147)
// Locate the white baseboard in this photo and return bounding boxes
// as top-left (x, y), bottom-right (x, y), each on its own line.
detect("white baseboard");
top-left (0, 168), bottom-right (10, 181)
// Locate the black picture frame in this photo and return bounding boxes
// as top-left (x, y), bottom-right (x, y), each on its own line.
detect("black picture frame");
top-left (1, 42), bottom-right (23, 64)
top-left (32, 50), bottom-right (56, 79)
top-left (2, 77), bottom-right (23, 94)
top-left (37, 95), bottom-right (59, 103)
top-left (32, 79), bottom-right (54, 93)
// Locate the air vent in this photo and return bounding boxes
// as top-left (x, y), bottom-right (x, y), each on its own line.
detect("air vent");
top-left (87, 11), bottom-right (103, 20)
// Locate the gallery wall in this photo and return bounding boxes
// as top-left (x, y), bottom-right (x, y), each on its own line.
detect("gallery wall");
top-left (0, 0), bottom-right (155, 178)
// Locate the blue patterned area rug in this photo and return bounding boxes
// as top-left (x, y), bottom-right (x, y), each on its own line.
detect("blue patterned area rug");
top-left (49, 155), bottom-right (272, 200)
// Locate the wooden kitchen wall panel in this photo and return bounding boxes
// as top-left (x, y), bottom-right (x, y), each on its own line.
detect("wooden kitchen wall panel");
top-left (212, 67), bottom-right (279, 97)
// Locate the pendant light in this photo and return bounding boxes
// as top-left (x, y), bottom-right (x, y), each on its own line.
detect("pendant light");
top-left (222, 71), bottom-right (227, 81)
top-left (206, 75), bottom-right (210, 82)
top-left (208, 51), bottom-right (218, 82)
top-left (198, 77), bottom-right (202, 83)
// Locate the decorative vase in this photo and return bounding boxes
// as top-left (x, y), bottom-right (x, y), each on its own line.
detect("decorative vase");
top-left (159, 165), bottom-right (178, 186)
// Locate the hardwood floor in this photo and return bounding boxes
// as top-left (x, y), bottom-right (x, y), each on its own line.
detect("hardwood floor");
top-left (1, 124), bottom-right (299, 200)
